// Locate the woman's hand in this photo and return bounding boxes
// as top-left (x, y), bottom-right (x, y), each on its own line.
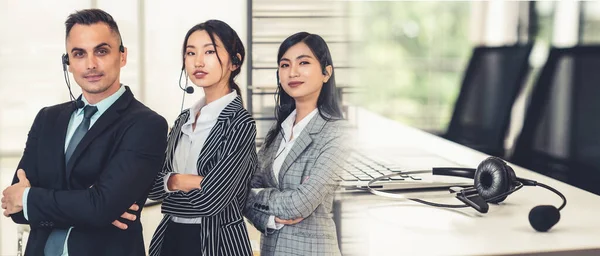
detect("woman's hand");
top-left (167, 174), bottom-right (204, 193)
top-left (275, 216), bottom-right (304, 225)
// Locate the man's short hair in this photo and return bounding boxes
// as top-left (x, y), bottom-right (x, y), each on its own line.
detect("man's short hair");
top-left (65, 8), bottom-right (122, 45)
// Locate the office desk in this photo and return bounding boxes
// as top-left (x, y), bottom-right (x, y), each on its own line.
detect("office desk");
top-left (337, 109), bottom-right (600, 256)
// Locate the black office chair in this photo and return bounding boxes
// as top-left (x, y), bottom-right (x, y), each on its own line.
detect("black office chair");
top-left (511, 45), bottom-right (600, 195)
top-left (444, 44), bottom-right (534, 157)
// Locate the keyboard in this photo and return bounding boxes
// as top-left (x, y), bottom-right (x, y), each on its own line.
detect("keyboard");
top-left (336, 151), bottom-right (423, 182)
top-left (336, 150), bottom-right (472, 192)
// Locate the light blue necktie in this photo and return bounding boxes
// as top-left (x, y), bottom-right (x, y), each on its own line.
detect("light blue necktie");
top-left (44, 105), bottom-right (97, 256)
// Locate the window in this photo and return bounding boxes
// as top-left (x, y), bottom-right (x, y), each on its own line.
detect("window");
top-left (348, 1), bottom-right (472, 132)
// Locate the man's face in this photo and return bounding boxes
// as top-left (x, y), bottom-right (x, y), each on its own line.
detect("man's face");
top-left (66, 23), bottom-right (126, 95)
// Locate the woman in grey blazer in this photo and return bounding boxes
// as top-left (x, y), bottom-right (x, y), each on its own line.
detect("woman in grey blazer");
top-left (147, 20), bottom-right (256, 256)
top-left (244, 32), bottom-right (348, 256)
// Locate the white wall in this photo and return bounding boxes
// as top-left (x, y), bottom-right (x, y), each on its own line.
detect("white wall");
top-left (552, 1), bottom-right (580, 47)
top-left (469, 1), bottom-right (521, 46)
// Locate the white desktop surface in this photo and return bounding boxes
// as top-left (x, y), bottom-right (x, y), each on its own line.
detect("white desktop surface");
top-left (338, 108), bottom-right (600, 256)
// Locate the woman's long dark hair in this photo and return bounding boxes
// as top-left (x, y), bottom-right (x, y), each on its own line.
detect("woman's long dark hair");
top-left (264, 32), bottom-right (343, 148)
top-left (181, 20), bottom-right (245, 97)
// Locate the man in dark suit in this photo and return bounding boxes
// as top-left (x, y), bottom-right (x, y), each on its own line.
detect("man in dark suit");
top-left (0, 9), bottom-right (167, 256)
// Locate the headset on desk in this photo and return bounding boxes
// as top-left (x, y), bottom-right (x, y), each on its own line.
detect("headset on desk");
top-left (367, 156), bottom-right (567, 232)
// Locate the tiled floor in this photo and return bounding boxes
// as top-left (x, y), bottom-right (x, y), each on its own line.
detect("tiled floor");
top-left (0, 157), bottom-right (261, 256)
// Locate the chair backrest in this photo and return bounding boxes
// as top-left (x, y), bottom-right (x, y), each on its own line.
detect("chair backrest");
top-left (511, 45), bottom-right (600, 195)
top-left (445, 44), bottom-right (533, 157)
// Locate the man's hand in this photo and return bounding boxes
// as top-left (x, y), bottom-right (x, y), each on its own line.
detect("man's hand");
top-left (2, 169), bottom-right (31, 217)
top-left (275, 216), bottom-right (304, 225)
top-left (167, 174), bottom-right (204, 193)
top-left (111, 204), bottom-right (139, 230)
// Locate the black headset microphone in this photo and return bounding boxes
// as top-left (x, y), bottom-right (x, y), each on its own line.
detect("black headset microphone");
top-left (177, 55), bottom-right (242, 112)
top-left (61, 54), bottom-right (84, 109)
top-left (178, 66), bottom-right (195, 94)
top-left (178, 66), bottom-right (195, 113)
top-left (61, 43), bottom-right (125, 109)
top-left (367, 157), bottom-right (566, 232)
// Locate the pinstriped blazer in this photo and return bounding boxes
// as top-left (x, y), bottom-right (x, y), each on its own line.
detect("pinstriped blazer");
top-left (244, 113), bottom-right (349, 256)
top-left (147, 96), bottom-right (256, 256)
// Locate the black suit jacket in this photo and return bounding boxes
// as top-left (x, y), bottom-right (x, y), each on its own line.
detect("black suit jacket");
top-left (10, 86), bottom-right (168, 256)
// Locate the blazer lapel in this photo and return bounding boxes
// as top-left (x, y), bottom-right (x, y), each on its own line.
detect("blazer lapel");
top-left (165, 110), bottom-right (191, 174)
top-left (263, 132), bottom-right (282, 187)
top-left (277, 114), bottom-right (328, 185)
top-left (56, 105), bottom-right (75, 178)
top-left (65, 87), bottom-right (133, 181)
top-left (195, 96), bottom-right (243, 175)
top-left (196, 119), bottom-right (225, 176)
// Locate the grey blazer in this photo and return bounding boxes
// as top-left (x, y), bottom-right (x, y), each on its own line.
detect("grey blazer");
top-left (244, 113), bottom-right (348, 256)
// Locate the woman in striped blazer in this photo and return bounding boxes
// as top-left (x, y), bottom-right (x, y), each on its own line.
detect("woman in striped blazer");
top-left (244, 32), bottom-right (348, 256)
top-left (147, 20), bottom-right (256, 256)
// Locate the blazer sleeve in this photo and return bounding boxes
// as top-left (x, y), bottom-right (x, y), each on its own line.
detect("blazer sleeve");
top-left (160, 121), bottom-right (256, 218)
top-left (147, 116), bottom-right (184, 201)
top-left (249, 146), bottom-right (268, 189)
top-left (24, 114), bottom-right (168, 229)
top-left (249, 131), bottom-right (347, 220)
top-left (243, 195), bottom-right (275, 235)
top-left (243, 147), bottom-right (275, 234)
top-left (9, 107), bottom-right (47, 225)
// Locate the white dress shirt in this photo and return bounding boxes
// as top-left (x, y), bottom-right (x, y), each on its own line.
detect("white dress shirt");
top-left (267, 108), bottom-right (319, 229)
top-left (164, 91), bottom-right (237, 224)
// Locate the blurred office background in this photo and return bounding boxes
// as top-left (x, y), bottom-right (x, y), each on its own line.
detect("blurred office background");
top-left (349, 1), bottom-right (600, 199)
top-left (2, 1), bottom-right (600, 255)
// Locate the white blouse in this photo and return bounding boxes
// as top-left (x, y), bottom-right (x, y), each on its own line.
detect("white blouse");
top-left (164, 91), bottom-right (237, 224)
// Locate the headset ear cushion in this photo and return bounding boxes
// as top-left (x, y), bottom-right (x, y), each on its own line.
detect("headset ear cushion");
top-left (62, 54), bottom-right (69, 66)
top-left (505, 163), bottom-right (517, 191)
top-left (232, 55), bottom-right (241, 66)
top-left (474, 157), bottom-right (511, 203)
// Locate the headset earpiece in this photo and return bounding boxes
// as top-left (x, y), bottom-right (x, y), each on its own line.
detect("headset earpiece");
top-left (232, 55), bottom-right (241, 66)
top-left (119, 35), bottom-right (125, 53)
top-left (474, 157), bottom-right (517, 203)
top-left (62, 54), bottom-right (69, 66)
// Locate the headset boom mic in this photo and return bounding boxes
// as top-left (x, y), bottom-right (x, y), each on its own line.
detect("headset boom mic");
top-left (529, 205), bottom-right (560, 232)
